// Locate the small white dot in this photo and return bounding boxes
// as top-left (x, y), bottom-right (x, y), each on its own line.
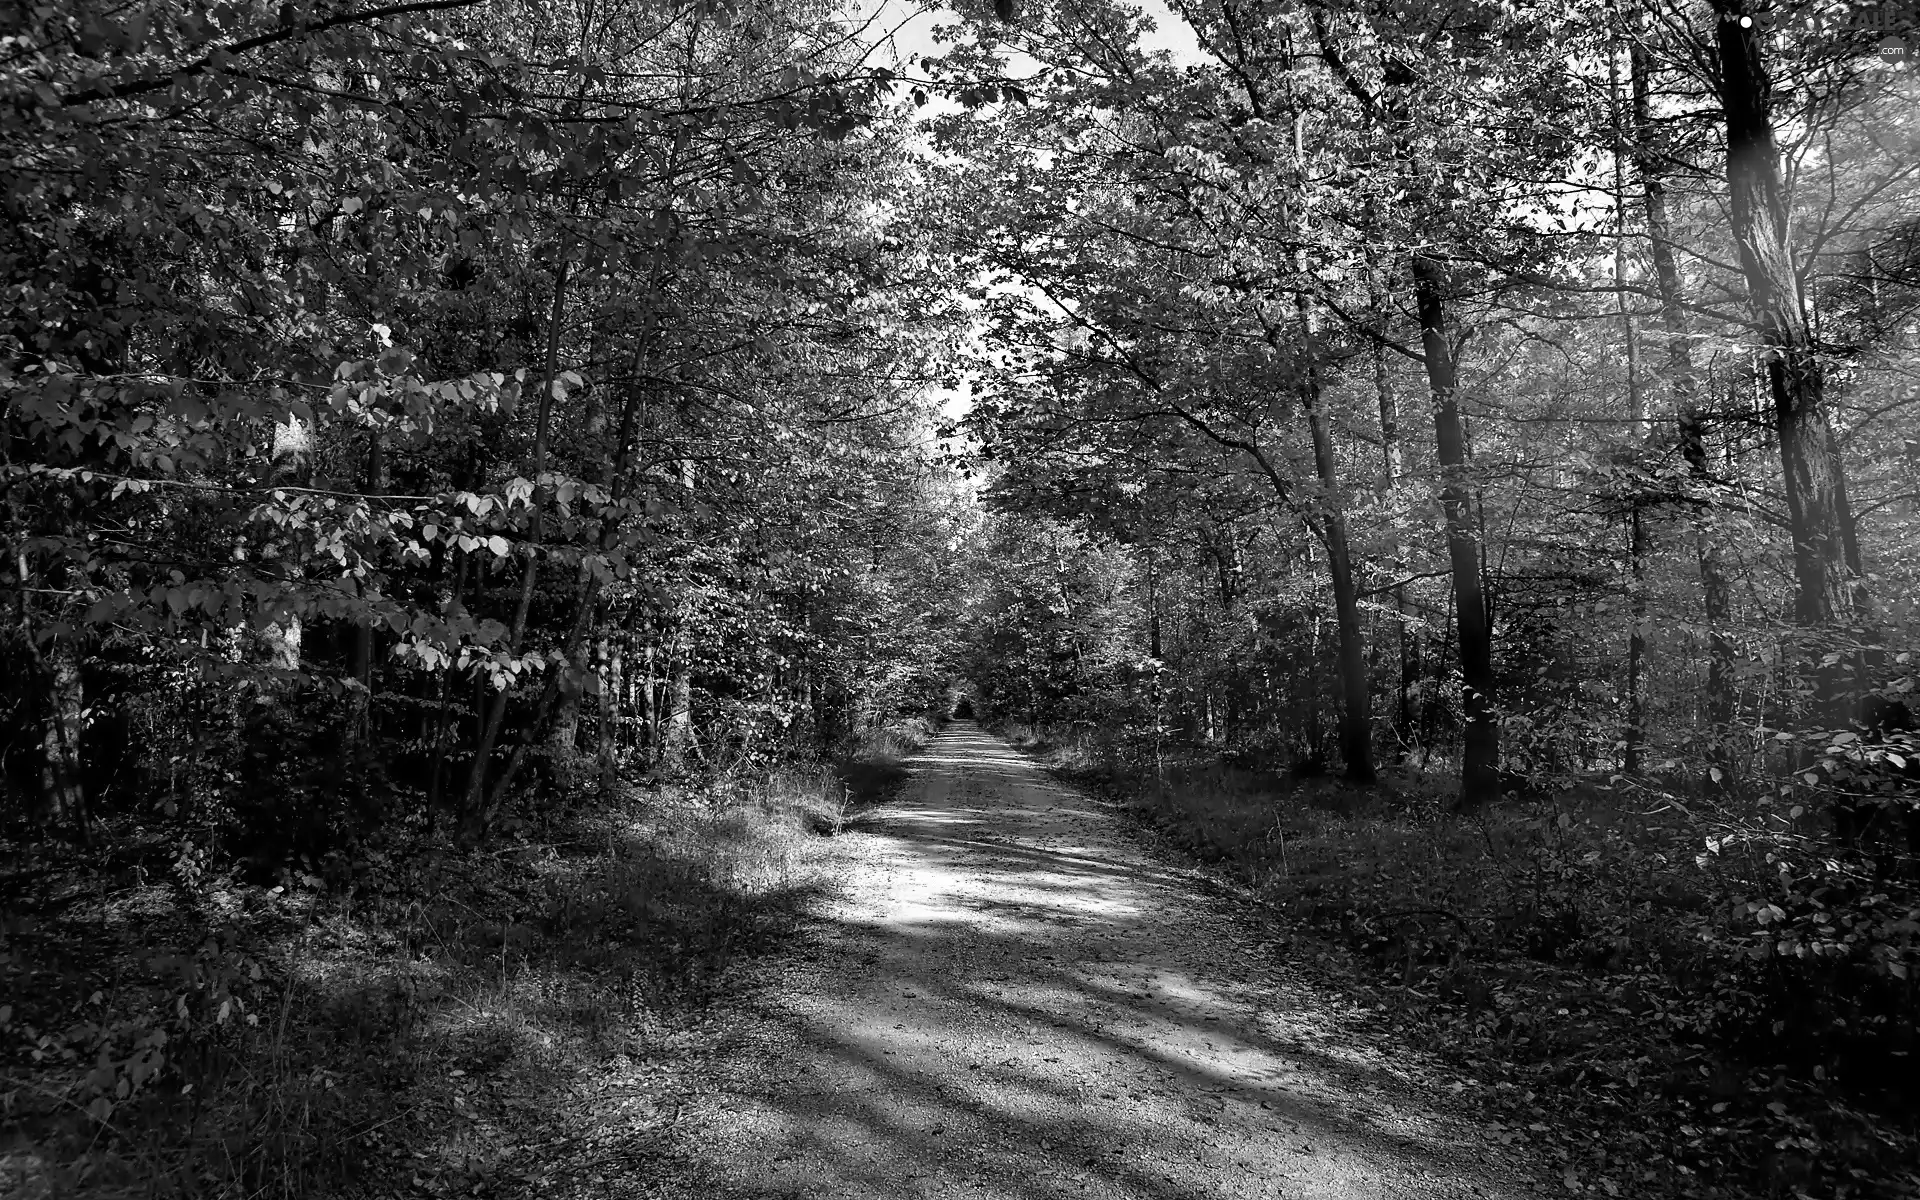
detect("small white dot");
top-left (1739, 15), bottom-right (1753, 27)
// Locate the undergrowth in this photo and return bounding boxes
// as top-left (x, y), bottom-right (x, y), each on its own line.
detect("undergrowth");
top-left (0, 720), bottom-right (930, 1199)
top-left (1002, 723), bottom-right (1920, 1200)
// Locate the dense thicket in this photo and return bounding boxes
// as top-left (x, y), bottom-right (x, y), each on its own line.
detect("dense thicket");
top-left (2, 0), bottom-right (970, 864)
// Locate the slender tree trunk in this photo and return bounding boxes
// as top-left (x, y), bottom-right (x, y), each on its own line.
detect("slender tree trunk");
top-left (663, 638), bottom-right (695, 771)
top-left (1294, 298), bottom-right (1375, 783)
top-left (661, 458), bottom-right (698, 774)
top-left (353, 433), bottom-right (386, 691)
top-left (461, 257), bottom-right (571, 832)
top-left (1412, 255), bottom-right (1499, 807)
top-left (1374, 329), bottom-right (1417, 751)
top-left (597, 630), bottom-right (620, 794)
top-left (1146, 546), bottom-right (1165, 747)
top-left (643, 640), bottom-right (661, 764)
top-left (424, 546), bottom-right (469, 825)
top-left (1611, 21), bottom-right (1650, 772)
top-left (1625, 508), bottom-right (1648, 773)
top-left (1632, 34), bottom-right (1735, 768)
top-left (39, 643), bottom-right (86, 833)
top-left (345, 432), bottom-right (386, 766)
top-left (1310, 21), bottom-right (1485, 786)
top-left (480, 329), bottom-right (664, 815)
top-left (484, 287), bottom-right (670, 807)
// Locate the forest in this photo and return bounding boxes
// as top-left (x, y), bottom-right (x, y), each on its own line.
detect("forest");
top-left (3, 0), bottom-right (1918, 1197)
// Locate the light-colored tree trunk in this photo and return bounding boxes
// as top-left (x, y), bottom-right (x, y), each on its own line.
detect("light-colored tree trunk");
top-left (597, 633), bottom-right (620, 793)
top-left (662, 646), bottom-right (695, 772)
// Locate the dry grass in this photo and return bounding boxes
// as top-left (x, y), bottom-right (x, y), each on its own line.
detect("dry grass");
top-left (0, 731), bottom-right (929, 1199)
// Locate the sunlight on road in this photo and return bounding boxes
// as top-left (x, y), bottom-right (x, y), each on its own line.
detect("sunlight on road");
top-left (695, 724), bottom-right (1532, 1199)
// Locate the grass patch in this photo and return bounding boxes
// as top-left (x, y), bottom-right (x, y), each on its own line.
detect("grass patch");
top-left (835, 716), bottom-right (937, 818)
top-left (0, 748), bottom-right (902, 1199)
top-left (1008, 730), bottom-right (1920, 1200)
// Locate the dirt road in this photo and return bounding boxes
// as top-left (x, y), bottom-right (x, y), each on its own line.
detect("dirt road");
top-left (694, 724), bottom-right (1536, 1199)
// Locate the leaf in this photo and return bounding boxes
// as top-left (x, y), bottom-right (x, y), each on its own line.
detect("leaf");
top-left (487, 535), bottom-right (510, 557)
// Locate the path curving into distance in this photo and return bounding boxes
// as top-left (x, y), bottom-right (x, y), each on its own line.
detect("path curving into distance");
top-left (694, 723), bottom-right (1534, 1199)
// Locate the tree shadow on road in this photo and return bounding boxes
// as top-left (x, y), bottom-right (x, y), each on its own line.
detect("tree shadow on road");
top-left (689, 726), bottom-right (1540, 1200)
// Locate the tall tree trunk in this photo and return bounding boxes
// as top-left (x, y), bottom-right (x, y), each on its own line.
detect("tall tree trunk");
top-left (1374, 329), bottom-right (1418, 751)
top-left (1309, 20), bottom-right (1493, 796)
top-left (1710, 1), bottom-right (1863, 636)
top-left (1611, 20), bottom-right (1649, 773)
top-left (1294, 298), bottom-right (1376, 783)
top-left (1632, 32), bottom-right (1736, 769)
top-left (1412, 255), bottom-right (1499, 807)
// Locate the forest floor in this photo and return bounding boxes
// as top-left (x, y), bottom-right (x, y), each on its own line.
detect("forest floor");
top-left (686, 723), bottom-right (1546, 1199)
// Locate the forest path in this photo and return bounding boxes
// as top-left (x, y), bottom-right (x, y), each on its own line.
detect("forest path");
top-left (692, 724), bottom-right (1534, 1199)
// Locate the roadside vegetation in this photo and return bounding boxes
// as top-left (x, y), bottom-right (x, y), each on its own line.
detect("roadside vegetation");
top-left (1002, 724), bottom-right (1919, 1200)
top-left (2, 721), bottom-right (930, 1199)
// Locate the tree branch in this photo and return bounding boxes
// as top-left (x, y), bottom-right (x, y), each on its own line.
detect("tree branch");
top-left (66, 0), bottom-right (487, 107)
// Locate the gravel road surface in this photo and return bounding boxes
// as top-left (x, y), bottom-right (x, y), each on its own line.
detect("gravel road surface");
top-left (695, 723), bottom-right (1538, 1199)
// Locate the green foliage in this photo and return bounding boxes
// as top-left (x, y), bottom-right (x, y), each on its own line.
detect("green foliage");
top-left (1023, 726), bottom-right (1920, 1197)
top-left (2, 0), bottom-right (972, 858)
top-left (0, 747), bottom-right (884, 1196)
